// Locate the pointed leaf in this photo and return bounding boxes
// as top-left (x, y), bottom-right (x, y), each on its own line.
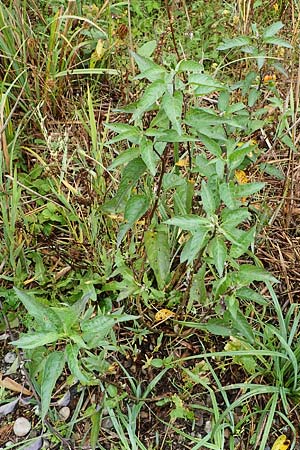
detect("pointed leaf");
top-left (12, 332), bottom-right (60, 349)
top-left (161, 91), bottom-right (183, 134)
top-left (41, 351), bottom-right (65, 420)
top-left (117, 194), bottom-right (149, 244)
top-left (140, 139), bottom-right (159, 176)
top-left (201, 180), bottom-right (216, 215)
top-left (13, 288), bottom-right (61, 331)
top-left (217, 36), bottom-right (252, 51)
top-left (145, 226), bottom-right (170, 289)
top-left (210, 236), bottom-right (227, 277)
top-left (65, 344), bottom-right (91, 384)
top-left (262, 21), bottom-right (284, 39)
top-left (165, 215), bottom-right (211, 231)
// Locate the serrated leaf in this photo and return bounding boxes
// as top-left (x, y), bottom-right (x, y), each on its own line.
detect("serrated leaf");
top-left (201, 180), bottom-right (216, 215)
top-left (108, 147), bottom-right (141, 170)
top-left (41, 351), bottom-right (65, 420)
top-left (145, 226), bottom-right (170, 289)
top-left (189, 74), bottom-right (224, 95)
top-left (218, 91), bottom-right (230, 112)
top-left (263, 37), bottom-right (292, 48)
top-left (205, 319), bottom-right (233, 336)
top-left (133, 80), bottom-right (166, 120)
top-left (161, 91), bottom-right (183, 134)
top-left (65, 344), bottom-right (91, 384)
top-left (217, 36), bottom-right (252, 51)
top-left (13, 288), bottom-right (61, 331)
top-left (198, 134), bottom-right (222, 157)
top-left (262, 21), bottom-right (284, 39)
top-left (210, 236), bottom-right (227, 277)
top-left (12, 331), bottom-right (60, 349)
top-left (110, 157), bottom-right (147, 211)
top-left (140, 139), bottom-right (158, 176)
top-left (180, 230), bottom-right (210, 264)
top-left (176, 60), bottom-right (203, 73)
top-left (234, 182), bottom-right (265, 198)
top-left (232, 310), bottom-right (254, 344)
top-left (130, 51), bottom-right (166, 82)
top-left (117, 194), bottom-right (149, 244)
top-left (165, 215), bottom-right (211, 231)
top-left (221, 208), bottom-right (250, 229)
top-left (237, 264), bottom-right (278, 284)
top-left (137, 40), bottom-right (157, 57)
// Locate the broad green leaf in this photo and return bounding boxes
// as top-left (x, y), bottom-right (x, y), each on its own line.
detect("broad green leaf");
top-left (232, 310), bottom-right (254, 344)
top-left (133, 80), bottom-right (166, 120)
top-left (81, 315), bottom-right (115, 336)
top-left (219, 182), bottom-right (239, 209)
top-left (234, 182), bottom-right (265, 198)
top-left (228, 143), bottom-right (253, 170)
top-left (218, 91), bottom-right (230, 112)
top-left (108, 147), bottom-right (140, 170)
top-left (165, 215), bottom-right (211, 231)
top-left (248, 88), bottom-right (260, 107)
top-left (13, 288), bottom-right (61, 331)
top-left (180, 230), bottom-right (210, 264)
top-left (221, 208), bottom-right (250, 229)
top-left (262, 21), bottom-right (284, 39)
top-left (12, 332), bottom-right (60, 349)
top-left (201, 180), bottom-right (216, 215)
top-left (205, 319), bottom-right (233, 336)
top-left (137, 40), bottom-right (157, 57)
top-left (189, 264), bottom-right (207, 310)
top-left (41, 351), bottom-right (65, 420)
top-left (140, 139), bottom-right (158, 176)
top-left (161, 91), bottom-right (183, 134)
top-left (176, 60), bottom-right (203, 73)
top-left (109, 157), bottom-right (147, 211)
top-left (65, 344), bottom-right (91, 384)
top-left (130, 51), bottom-right (166, 81)
top-left (263, 37), bottom-right (293, 48)
top-left (210, 236), bottom-right (227, 277)
top-left (144, 225), bottom-right (170, 290)
top-left (236, 287), bottom-right (268, 305)
top-left (198, 134), bottom-right (222, 157)
top-left (117, 194), bottom-right (149, 244)
top-left (105, 124), bottom-right (141, 145)
top-left (189, 74), bottom-right (224, 95)
top-left (259, 163), bottom-right (285, 180)
top-left (237, 264), bottom-right (278, 284)
top-left (217, 36), bottom-right (252, 51)
top-left (230, 226), bottom-right (256, 258)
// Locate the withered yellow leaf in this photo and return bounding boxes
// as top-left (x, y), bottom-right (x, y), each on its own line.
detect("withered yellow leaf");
top-left (175, 159), bottom-right (189, 167)
top-left (154, 309), bottom-right (175, 322)
top-left (235, 169), bottom-right (248, 184)
top-left (271, 435), bottom-right (290, 450)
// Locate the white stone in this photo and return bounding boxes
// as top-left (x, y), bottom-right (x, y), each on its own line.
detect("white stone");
top-left (4, 352), bottom-right (16, 364)
top-left (58, 406), bottom-right (70, 421)
top-left (13, 417), bottom-right (31, 437)
top-left (204, 420), bottom-right (212, 434)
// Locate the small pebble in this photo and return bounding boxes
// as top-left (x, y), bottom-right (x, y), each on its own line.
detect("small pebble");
top-left (58, 406), bottom-right (70, 421)
top-left (4, 352), bottom-right (16, 364)
top-left (13, 417), bottom-right (31, 437)
top-left (102, 417), bottom-right (113, 429)
top-left (42, 439), bottom-right (50, 448)
top-left (204, 420), bottom-right (212, 434)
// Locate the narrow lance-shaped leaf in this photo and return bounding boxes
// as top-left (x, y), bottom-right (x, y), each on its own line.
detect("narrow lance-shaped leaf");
top-left (41, 351), bottom-right (65, 420)
top-left (145, 225), bottom-right (170, 290)
top-left (201, 180), bottom-right (216, 215)
top-left (210, 236), bottom-right (227, 277)
top-left (13, 288), bottom-right (61, 331)
top-left (161, 91), bottom-right (183, 134)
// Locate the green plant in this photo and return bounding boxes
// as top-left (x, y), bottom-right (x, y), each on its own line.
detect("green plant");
top-left (12, 288), bottom-right (138, 421)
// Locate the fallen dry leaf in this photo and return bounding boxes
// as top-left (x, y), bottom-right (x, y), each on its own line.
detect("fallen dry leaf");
top-left (271, 434), bottom-right (290, 450)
